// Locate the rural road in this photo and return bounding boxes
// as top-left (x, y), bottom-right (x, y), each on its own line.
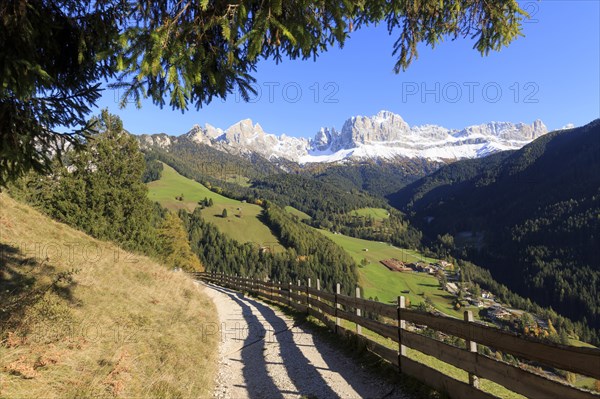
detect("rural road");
top-left (201, 281), bottom-right (410, 399)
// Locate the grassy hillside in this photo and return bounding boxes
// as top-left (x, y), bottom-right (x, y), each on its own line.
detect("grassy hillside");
top-left (284, 206), bottom-right (311, 221)
top-left (0, 194), bottom-right (218, 398)
top-left (348, 207), bottom-right (390, 221)
top-left (317, 230), bottom-right (475, 318)
top-left (148, 163), bottom-right (282, 249)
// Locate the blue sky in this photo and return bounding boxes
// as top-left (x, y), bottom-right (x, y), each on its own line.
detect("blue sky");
top-left (96, 0), bottom-right (600, 138)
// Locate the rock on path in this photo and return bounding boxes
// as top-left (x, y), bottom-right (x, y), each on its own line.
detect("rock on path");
top-left (201, 282), bottom-right (410, 399)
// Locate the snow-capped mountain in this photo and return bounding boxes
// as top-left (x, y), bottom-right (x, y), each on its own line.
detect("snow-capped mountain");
top-left (139, 111), bottom-right (548, 164)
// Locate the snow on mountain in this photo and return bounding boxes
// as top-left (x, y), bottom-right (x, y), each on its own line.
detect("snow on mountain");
top-left (140, 110), bottom-right (548, 164)
top-left (299, 111), bottom-right (547, 163)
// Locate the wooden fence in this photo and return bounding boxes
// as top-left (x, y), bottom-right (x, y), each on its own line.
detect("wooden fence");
top-left (193, 272), bottom-right (600, 399)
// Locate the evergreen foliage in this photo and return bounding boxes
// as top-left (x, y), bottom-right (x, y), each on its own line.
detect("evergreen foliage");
top-left (8, 110), bottom-right (161, 255)
top-left (262, 202), bottom-right (358, 291)
top-left (142, 158), bottom-right (164, 183)
top-left (2, 0), bottom-right (527, 183)
top-left (306, 160), bottom-right (441, 199)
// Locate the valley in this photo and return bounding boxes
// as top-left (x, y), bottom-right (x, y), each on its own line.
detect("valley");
top-left (317, 230), bottom-right (475, 319)
top-left (143, 130), bottom-right (600, 352)
top-left (148, 164), bottom-right (488, 322)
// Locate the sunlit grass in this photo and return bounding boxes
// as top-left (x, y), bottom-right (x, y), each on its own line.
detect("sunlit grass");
top-left (148, 162), bottom-right (283, 249)
top-left (0, 194), bottom-right (218, 398)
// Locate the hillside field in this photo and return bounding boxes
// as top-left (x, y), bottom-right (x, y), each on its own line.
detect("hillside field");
top-left (317, 230), bottom-right (478, 318)
top-left (148, 163), bottom-right (282, 249)
top-left (284, 206), bottom-right (312, 221)
top-left (0, 194), bottom-right (218, 398)
top-left (348, 207), bottom-right (390, 221)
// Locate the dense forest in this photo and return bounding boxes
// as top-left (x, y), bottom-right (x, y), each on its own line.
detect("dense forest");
top-left (392, 120), bottom-right (600, 343)
top-left (142, 157), bottom-right (164, 183)
top-left (305, 160), bottom-right (441, 199)
top-left (312, 209), bottom-right (423, 250)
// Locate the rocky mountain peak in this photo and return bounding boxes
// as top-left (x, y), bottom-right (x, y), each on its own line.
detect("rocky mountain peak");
top-left (140, 110), bottom-right (553, 164)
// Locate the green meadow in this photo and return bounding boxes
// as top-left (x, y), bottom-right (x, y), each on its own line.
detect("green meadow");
top-left (147, 163), bottom-right (282, 249)
top-left (348, 207), bottom-right (390, 221)
top-left (318, 229), bottom-right (476, 318)
top-left (284, 205), bottom-right (312, 221)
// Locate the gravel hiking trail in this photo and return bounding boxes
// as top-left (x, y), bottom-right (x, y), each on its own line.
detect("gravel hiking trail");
top-left (200, 281), bottom-right (411, 399)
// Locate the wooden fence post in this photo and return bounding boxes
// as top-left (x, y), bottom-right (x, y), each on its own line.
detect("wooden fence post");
top-left (297, 280), bottom-right (301, 307)
top-left (335, 283), bottom-right (341, 334)
top-left (278, 281), bottom-right (281, 304)
top-left (465, 310), bottom-right (480, 389)
top-left (307, 278), bottom-right (312, 311)
top-left (356, 287), bottom-right (362, 336)
top-left (316, 279), bottom-right (321, 313)
top-left (398, 296), bottom-right (406, 371)
top-left (288, 282), bottom-right (292, 307)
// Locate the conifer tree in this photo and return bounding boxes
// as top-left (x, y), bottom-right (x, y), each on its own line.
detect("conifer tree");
top-left (1, 0), bottom-right (528, 184)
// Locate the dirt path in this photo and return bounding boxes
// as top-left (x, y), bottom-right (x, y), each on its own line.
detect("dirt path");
top-left (201, 282), bottom-right (410, 399)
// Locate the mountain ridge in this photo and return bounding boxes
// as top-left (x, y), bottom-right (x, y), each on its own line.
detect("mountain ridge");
top-left (138, 111), bottom-right (549, 164)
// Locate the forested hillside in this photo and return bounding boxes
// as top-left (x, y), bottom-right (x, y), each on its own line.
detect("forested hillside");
top-left (306, 160), bottom-right (442, 199)
top-left (180, 205), bottom-right (358, 294)
top-left (139, 136), bottom-right (439, 253)
top-left (391, 120), bottom-right (600, 341)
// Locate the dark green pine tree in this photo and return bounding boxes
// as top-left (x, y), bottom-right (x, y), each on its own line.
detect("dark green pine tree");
top-left (38, 110), bottom-right (158, 253)
top-left (1, 0), bottom-right (527, 185)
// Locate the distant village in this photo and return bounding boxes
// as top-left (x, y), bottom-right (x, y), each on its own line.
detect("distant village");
top-left (378, 257), bottom-right (552, 337)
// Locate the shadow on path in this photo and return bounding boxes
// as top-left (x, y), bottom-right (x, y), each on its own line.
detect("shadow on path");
top-left (310, 329), bottom-right (405, 399)
top-left (209, 284), bottom-right (342, 398)
top-left (210, 285), bottom-right (407, 399)
top-left (210, 284), bottom-right (285, 399)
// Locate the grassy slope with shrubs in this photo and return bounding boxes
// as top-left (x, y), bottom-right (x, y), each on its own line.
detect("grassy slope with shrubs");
top-left (0, 194), bottom-right (218, 398)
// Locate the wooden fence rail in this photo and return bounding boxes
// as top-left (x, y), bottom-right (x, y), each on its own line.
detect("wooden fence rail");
top-left (193, 271), bottom-right (600, 399)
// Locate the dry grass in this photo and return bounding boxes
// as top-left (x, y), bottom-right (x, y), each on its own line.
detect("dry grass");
top-left (0, 194), bottom-right (219, 398)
